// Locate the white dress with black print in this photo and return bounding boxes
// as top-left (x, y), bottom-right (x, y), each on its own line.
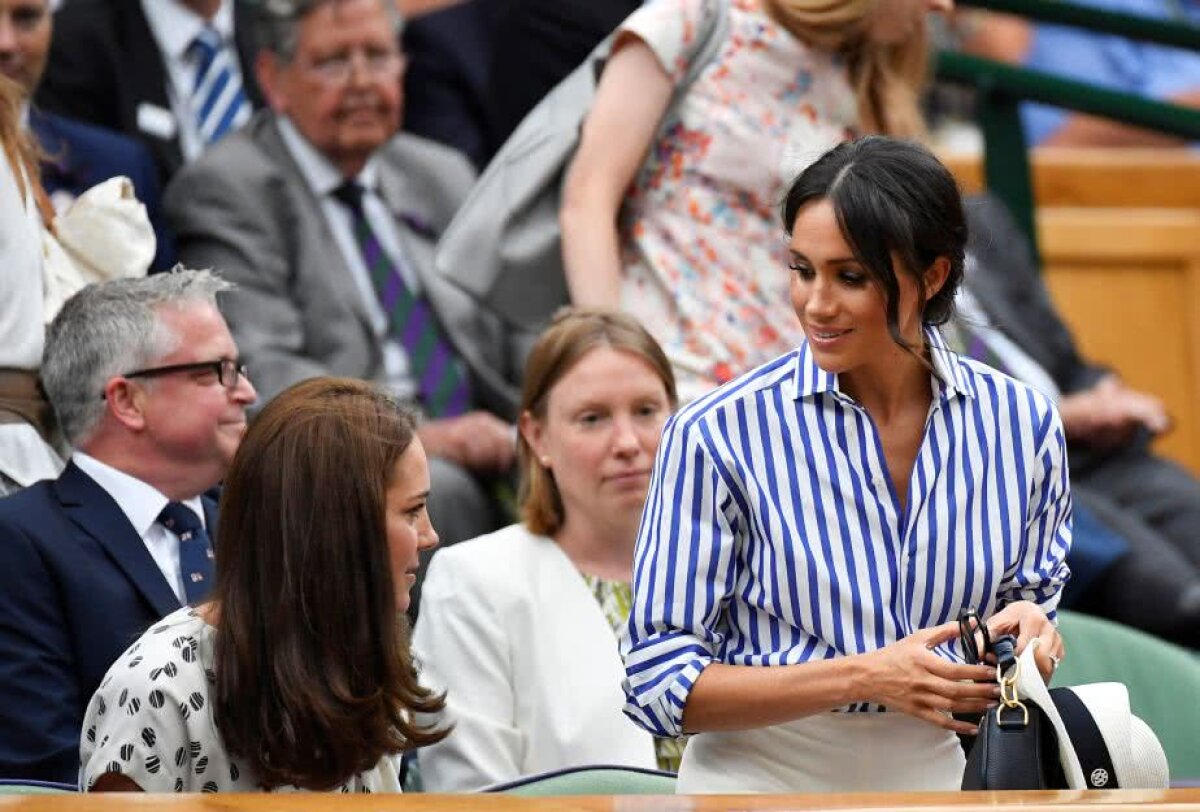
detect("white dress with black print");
top-left (79, 607), bottom-right (404, 793)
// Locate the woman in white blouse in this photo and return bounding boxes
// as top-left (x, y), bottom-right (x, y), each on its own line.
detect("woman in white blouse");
top-left (413, 309), bottom-right (679, 790)
top-left (0, 75), bottom-right (63, 494)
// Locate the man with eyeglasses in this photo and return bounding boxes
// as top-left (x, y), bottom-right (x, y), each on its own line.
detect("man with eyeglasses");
top-left (0, 270), bottom-right (256, 784)
top-left (165, 0), bottom-right (518, 617)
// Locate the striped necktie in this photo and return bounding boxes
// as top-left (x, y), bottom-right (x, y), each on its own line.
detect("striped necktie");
top-left (189, 26), bottom-right (250, 146)
top-left (332, 181), bottom-right (471, 417)
top-left (157, 501), bottom-right (215, 606)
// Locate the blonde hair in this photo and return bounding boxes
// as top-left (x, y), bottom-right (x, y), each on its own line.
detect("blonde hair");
top-left (518, 309), bottom-right (677, 537)
top-left (762, 0), bottom-right (929, 138)
top-left (0, 74), bottom-right (52, 226)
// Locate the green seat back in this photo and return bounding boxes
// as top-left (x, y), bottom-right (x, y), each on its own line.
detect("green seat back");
top-left (489, 766), bottom-right (676, 796)
top-left (1054, 611), bottom-right (1200, 780)
top-left (0, 782), bottom-right (74, 794)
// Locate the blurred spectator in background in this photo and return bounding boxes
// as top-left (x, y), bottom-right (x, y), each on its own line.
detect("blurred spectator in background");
top-left (36, 0), bottom-right (264, 186)
top-left (166, 0), bottom-right (514, 617)
top-left (561, 0), bottom-right (952, 403)
top-left (958, 0), bottom-right (1200, 147)
top-left (955, 196), bottom-right (1200, 648)
top-left (0, 0), bottom-right (174, 270)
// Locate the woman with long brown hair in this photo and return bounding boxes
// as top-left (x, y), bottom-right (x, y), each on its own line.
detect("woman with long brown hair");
top-left (561, 0), bottom-right (951, 403)
top-left (80, 377), bottom-right (445, 792)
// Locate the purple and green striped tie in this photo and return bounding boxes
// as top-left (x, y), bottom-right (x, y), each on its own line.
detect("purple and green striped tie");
top-left (333, 181), bottom-right (471, 417)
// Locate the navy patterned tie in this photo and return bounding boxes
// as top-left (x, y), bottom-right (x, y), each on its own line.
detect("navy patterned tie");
top-left (158, 502), bottom-right (215, 606)
top-left (189, 26), bottom-right (250, 145)
top-left (332, 181), bottom-right (471, 416)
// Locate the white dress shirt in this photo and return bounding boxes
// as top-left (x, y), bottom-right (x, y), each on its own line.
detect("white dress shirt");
top-left (140, 0), bottom-right (241, 161)
top-left (72, 452), bottom-right (207, 606)
top-left (276, 117), bottom-right (420, 400)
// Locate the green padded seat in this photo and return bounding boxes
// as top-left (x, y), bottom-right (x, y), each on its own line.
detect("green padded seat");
top-left (1054, 610), bottom-right (1200, 782)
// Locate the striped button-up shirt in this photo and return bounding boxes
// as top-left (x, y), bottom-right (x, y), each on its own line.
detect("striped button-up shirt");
top-left (620, 328), bottom-right (1072, 737)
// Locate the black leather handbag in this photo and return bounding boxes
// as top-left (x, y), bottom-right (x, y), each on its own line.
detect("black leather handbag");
top-left (958, 609), bottom-right (1067, 790)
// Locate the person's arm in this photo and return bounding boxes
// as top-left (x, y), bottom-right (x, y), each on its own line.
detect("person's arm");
top-left (1044, 88), bottom-right (1200, 147)
top-left (682, 624), bottom-right (998, 734)
top-left (418, 413), bottom-right (515, 473)
top-left (412, 552), bottom-right (523, 791)
top-left (992, 398), bottom-right (1071, 680)
top-left (559, 36), bottom-right (673, 309)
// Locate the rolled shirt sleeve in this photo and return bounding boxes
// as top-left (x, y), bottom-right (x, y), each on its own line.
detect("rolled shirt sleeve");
top-left (620, 410), bottom-right (740, 737)
top-left (998, 404), bottom-right (1072, 620)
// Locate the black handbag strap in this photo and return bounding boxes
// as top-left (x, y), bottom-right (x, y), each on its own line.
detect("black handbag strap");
top-left (1049, 688), bottom-right (1121, 789)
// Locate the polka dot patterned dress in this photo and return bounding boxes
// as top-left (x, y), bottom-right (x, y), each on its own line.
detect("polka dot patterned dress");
top-left (79, 607), bottom-right (404, 793)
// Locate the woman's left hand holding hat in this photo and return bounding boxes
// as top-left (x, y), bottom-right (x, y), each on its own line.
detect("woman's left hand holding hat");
top-left (985, 601), bottom-right (1065, 683)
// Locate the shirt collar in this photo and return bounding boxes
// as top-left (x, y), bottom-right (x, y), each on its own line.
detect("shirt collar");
top-left (275, 116), bottom-right (382, 199)
top-left (71, 451), bottom-right (207, 538)
top-left (791, 326), bottom-right (975, 401)
top-left (141, 0), bottom-right (236, 64)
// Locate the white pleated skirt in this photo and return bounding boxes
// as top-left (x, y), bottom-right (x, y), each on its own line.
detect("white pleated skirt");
top-left (675, 711), bottom-right (965, 794)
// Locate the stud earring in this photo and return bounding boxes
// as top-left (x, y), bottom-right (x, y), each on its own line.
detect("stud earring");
top-left (540, 456), bottom-right (551, 467)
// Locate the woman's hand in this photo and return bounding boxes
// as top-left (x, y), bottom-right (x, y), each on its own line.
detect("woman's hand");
top-left (986, 601), bottom-right (1064, 683)
top-left (861, 622), bottom-right (999, 735)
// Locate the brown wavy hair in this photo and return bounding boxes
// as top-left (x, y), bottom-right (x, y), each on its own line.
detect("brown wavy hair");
top-left (211, 377), bottom-right (446, 790)
top-left (518, 309), bottom-right (677, 537)
top-left (761, 0), bottom-right (929, 138)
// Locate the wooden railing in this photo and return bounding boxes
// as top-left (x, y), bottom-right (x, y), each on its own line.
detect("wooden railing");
top-left (943, 149), bottom-right (1200, 475)
top-left (0, 788), bottom-right (1198, 811)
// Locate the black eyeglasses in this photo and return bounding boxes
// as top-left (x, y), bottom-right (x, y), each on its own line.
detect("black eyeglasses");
top-left (102, 359), bottom-right (248, 399)
top-left (957, 607), bottom-right (992, 665)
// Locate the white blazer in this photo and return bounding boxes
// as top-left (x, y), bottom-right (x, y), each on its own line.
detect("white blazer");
top-left (412, 524), bottom-right (658, 791)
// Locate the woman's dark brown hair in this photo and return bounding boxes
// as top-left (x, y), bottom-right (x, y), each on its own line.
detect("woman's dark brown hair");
top-left (781, 136), bottom-right (966, 356)
top-left (211, 377), bottom-right (445, 790)
top-left (518, 308), bottom-right (677, 536)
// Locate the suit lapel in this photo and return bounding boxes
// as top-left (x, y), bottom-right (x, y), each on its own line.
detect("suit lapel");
top-left (119, 1), bottom-right (185, 179)
top-left (53, 462), bottom-right (181, 618)
top-left (255, 116), bottom-right (380, 335)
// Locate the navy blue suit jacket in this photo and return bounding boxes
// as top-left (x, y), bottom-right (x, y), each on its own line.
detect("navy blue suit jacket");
top-left (0, 462), bottom-right (217, 783)
top-left (30, 108), bottom-right (176, 272)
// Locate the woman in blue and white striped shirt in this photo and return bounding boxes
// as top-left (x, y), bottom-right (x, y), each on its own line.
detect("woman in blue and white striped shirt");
top-left (621, 137), bottom-right (1071, 793)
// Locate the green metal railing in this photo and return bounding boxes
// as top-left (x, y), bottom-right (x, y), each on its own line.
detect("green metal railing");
top-left (934, 0), bottom-right (1200, 264)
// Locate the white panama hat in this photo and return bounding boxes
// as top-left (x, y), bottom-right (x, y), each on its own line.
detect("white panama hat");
top-left (1013, 639), bottom-right (1170, 789)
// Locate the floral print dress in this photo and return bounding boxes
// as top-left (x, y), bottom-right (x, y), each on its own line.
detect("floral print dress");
top-left (618, 0), bottom-right (857, 402)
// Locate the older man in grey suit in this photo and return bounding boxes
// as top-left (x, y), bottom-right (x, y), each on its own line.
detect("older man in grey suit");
top-left (165, 0), bottom-right (517, 613)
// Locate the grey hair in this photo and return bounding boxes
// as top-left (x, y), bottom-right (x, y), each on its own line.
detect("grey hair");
top-left (255, 0), bottom-right (404, 63)
top-left (42, 269), bottom-right (235, 446)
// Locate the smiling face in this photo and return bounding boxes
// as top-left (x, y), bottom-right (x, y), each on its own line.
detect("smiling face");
top-left (135, 301), bottom-right (257, 487)
top-left (788, 198), bottom-right (937, 384)
top-left (259, 0), bottom-right (403, 177)
top-left (521, 346), bottom-right (671, 536)
top-left (384, 438), bottom-right (437, 614)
